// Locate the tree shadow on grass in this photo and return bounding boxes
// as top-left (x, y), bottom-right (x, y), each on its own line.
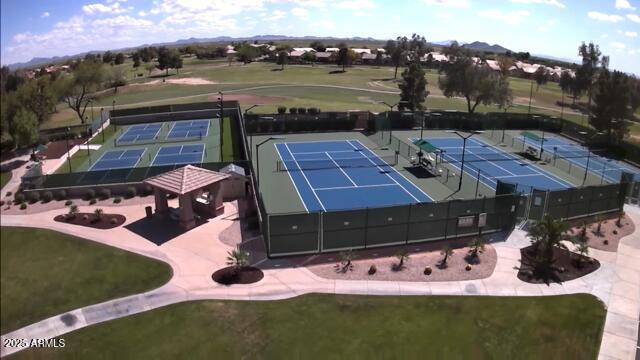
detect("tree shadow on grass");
top-left (328, 70), bottom-right (346, 74)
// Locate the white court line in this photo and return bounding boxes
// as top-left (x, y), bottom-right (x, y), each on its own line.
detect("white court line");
top-left (314, 184), bottom-right (397, 191)
top-left (465, 147), bottom-right (517, 177)
top-left (494, 174), bottom-right (551, 179)
top-left (325, 152), bottom-right (357, 187)
top-left (439, 151), bottom-right (497, 188)
top-left (284, 143), bottom-right (326, 212)
top-left (350, 139), bottom-right (433, 202)
top-left (289, 150), bottom-right (355, 155)
top-left (274, 144), bottom-right (309, 213)
top-left (472, 137), bottom-right (575, 188)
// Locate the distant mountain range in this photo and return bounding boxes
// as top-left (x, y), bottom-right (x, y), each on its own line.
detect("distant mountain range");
top-left (6, 35), bottom-right (521, 70)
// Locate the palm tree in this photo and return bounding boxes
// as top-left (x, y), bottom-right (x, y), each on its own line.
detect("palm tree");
top-left (574, 242), bottom-right (589, 268)
top-left (226, 246), bottom-right (250, 273)
top-left (395, 249), bottom-right (410, 270)
top-left (468, 238), bottom-right (485, 258)
top-left (578, 221), bottom-right (588, 243)
top-left (616, 211), bottom-right (625, 227)
top-left (67, 204), bottom-right (79, 219)
top-left (93, 208), bottom-right (104, 221)
top-left (594, 214), bottom-right (604, 235)
top-left (338, 250), bottom-right (355, 273)
top-left (440, 246), bottom-right (454, 267)
top-left (527, 215), bottom-right (570, 268)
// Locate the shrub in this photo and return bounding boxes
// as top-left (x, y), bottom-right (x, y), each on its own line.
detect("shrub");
top-left (465, 264), bottom-right (472, 271)
top-left (56, 189), bottom-right (67, 201)
top-left (368, 264), bottom-right (377, 275)
top-left (298, 107), bottom-right (307, 115)
top-left (113, 197), bottom-right (122, 204)
top-left (82, 214), bottom-right (89, 221)
top-left (27, 192), bottom-right (40, 203)
top-left (0, 200), bottom-right (4, 206)
top-left (613, 229), bottom-right (618, 235)
top-left (93, 208), bottom-right (104, 221)
top-left (68, 204), bottom-right (79, 219)
top-left (110, 217), bottom-right (118, 225)
top-left (125, 186), bottom-right (137, 199)
top-left (89, 199), bottom-right (97, 205)
top-left (277, 106), bottom-right (287, 114)
top-left (5, 191), bottom-right (12, 197)
top-left (84, 189), bottom-right (96, 200)
top-left (143, 185), bottom-right (153, 196)
top-left (289, 107), bottom-right (298, 114)
top-left (424, 266), bottom-right (432, 275)
top-left (14, 193), bottom-right (25, 204)
top-left (98, 188), bottom-right (111, 200)
top-left (308, 107), bottom-right (318, 115)
top-left (603, 239), bottom-right (609, 245)
top-left (20, 203), bottom-right (27, 210)
top-left (41, 191), bottom-right (53, 203)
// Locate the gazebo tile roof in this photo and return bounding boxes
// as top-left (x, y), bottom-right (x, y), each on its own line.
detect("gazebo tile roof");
top-left (144, 165), bottom-right (230, 194)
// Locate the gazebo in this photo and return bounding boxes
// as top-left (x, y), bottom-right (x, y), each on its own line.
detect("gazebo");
top-left (143, 165), bottom-right (230, 230)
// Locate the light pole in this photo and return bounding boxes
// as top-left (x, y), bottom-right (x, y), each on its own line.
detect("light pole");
top-left (579, 131), bottom-right (605, 185)
top-left (112, 100), bottom-right (116, 113)
top-left (244, 104), bottom-right (263, 115)
top-left (527, 80), bottom-right (534, 115)
top-left (255, 136), bottom-right (286, 187)
top-left (100, 107), bottom-right (105, 143)
top-left (601, 160), bottom-right (611, 184)
top-left (377, 100), bottom-right (408, 144)
top-left (65, 127), bottom-right (72, 173)
top-left (445, 130), bottom-right (483, 192)
top-left (218, 92), bottom-right (224, 150)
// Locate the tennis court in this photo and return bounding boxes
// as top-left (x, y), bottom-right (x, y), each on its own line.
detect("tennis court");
top-left (167, 119), bottom-right (210, 140)
top-left (274, 139), bottom-right (432, 212)
top-left (521, 134), bottom-right (640, 182)
top-left (151, 144), bottom-right (205, 166)
top-left (89, 149), bottom-right (145, 171)
top-left (116, 124), bottom-right (162, 145)
top-left (416, 137), bottom-right (575, 192)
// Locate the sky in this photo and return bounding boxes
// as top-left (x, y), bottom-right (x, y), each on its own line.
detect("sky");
top-left (1, 0), bottom-right (639, 74)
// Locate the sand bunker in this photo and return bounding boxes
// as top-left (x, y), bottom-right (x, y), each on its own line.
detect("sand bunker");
top-left (132, 77), bottom-right (217, 86)
top-left (207, 93), bottom-right (289, 104)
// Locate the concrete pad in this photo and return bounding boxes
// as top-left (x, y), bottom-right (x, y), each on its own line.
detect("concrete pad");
top-left (608, 294), bottom-right (640, 320)
top-left (334, 280), bottom-right (368, 295)
top-left (611, 281), bottom-right (640, 302)
top-left (598, 332), bottom-right (637, 360)
top-left (604, 312), bottom-right (639, 342)
top-left (515, 285), bottom-right (544, 296)
top-left (367, 281), bottom-right (402, 295)
top-left (428, 282), bottom-right (462, 295)
top-left (617, 254), bottom-right (640, 272)
top-left (615, 266), bottom-right (640, 285)
top-left (459, 280), bottom-right (488, 296)
top-left (398, 282), bottom-right (432, 295)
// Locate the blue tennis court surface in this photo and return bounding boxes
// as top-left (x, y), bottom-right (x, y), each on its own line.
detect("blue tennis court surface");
top-left (117, 124), bottom-right (161, 144)
top-left (521, 135), bottom-right (640, 182)
top-left (418, 137), bottom-right (575, 192)
top-left (167, 119), bottom-right (209, 139)
top-left (90, 149), bottom-right (145, 171)
top-left (152, 144), bottom-right (204, 166)
top-left (275, 139), bottom-right (432, 212)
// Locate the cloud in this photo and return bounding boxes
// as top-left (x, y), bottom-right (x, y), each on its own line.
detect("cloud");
top-left (335, 0), bottom-right (376, 9)
top-left (510, 0), bottom-right (565, 9)
top-left (138, 11), bottom-right (147, 17)
top-left (628, 14), bottom-right (640, 23)
top-left (615, 0), bottom-right (636, 10)
top-left (291, 7), bottom-right (309, 19)
top-left (478, 9), bottom-right (530, 24)
top-left (611, 41), bottom-right (626, 50)
top-left (421, 0), bottom-right (470, 8)
top-left (40, 12), bottom-right (50, 18)
top-left (269, 10), bottom-right (287, 21)
top-left (626, 31), bottom-right (638, 37)
top-left (538, 18), bottom-right (558, 32)
top-left (587, 11), bottom-right (624, 22)
top-left (82, 2), bottom-right (128, 15)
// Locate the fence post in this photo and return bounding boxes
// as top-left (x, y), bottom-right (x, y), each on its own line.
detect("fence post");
top-left (364, 207), bottom-right (369, 249)
top-left (406, 204), bottom-right (412, 244)
top-left (318, 211), bottom-right (323, 253)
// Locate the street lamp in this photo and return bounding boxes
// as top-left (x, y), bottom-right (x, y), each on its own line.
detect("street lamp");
top-left (255, 136), bottom-right (286, 187)
top-left (100, 107), bottom-right (105, 143)
top-left (445, 130), bottom-right (484, 192)
top-left (578, 131), bottom-right (605, 185)
top-left (244, 104), bottom-right (263, 115)
top-left (65, 127), bottom-right (72, 173)
top-left (377, 100), bottom-right (408, 144)
top-left (112, 100), bottom-right (116, 112)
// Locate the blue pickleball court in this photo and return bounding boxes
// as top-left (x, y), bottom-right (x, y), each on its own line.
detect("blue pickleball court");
top-left (167, 119), bottom-right (210, 140)
top-left (89, 149), bottom-right (145, 171)
top-left (151, 144), bottom-right (205, 166)
top-left (116, 124), bottom-right (162, 145)
top-left (274, 139), bottom-right (432, 212)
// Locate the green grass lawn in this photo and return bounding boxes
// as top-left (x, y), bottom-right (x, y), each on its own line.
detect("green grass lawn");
top-left (88, 124), bottom-right (116, 145)
top-left (0, 227), bottom-right (172, 334)
top-left (14, 293), bottom-right (605, 359)
top-left (0, 171), bottom-right (12, 189)
top-left (53, 150), bottom-right (97, 174)
top-left (221, 116), bottom-right (239, 161)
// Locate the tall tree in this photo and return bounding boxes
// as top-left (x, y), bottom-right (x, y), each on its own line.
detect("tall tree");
top-left (102, 51), bottom-right (114, 64)
top-left (533, 67), bottom-right (549, 90)
top-left (591, 69), bottom-right (632, 143)
top-left (132, 52), bottom-right (141, 72)
top-left (496, 55), bottom-right (513, 77)
top-left (235, 44), bottom-right (259, 64)
top-left (408, 33), bottom-right (429, 64)
top-left (309, 40), bottom-right (326, 52)
top-left (157, 47), bottom-right (182, 76)
top-left (527, 215), bottom-right (569, 270)
top-left (385, 37), bottom-right (408, 79)
top-left (438, 56), bottom-right (512, 113)
top-left (106, 67), bottom-right (127, 93)
top-left (577, 42), bottom-right (602, 109)
top-left (114, 52), bottom-right (125, 65)
top-left (336, 44), bottom-right (353, 72)
top-left (398, 62), bottom-right (428, 111)
top-left (13, 108), bottom-right (39, 148)
top-left (17, 76), bottom-right (56, 124)
top-left (276, 50), bottom-right (288, 70)
top-left (630, 76), bottom-right (640, 115)
top-left (60, 60), bottom-right (104, 124)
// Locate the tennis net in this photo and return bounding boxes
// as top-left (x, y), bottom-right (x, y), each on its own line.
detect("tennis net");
top-left (277, 155), bottom-right (397, 172)
top-left (114, 132), bottom-right (203, 147)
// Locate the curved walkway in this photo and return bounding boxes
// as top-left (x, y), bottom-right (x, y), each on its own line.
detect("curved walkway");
top-left (1, 203), bottom-right (639, 358)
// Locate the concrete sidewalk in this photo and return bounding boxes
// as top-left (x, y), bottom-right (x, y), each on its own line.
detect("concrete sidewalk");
top-left (1, 204), bottom-right (638, 359)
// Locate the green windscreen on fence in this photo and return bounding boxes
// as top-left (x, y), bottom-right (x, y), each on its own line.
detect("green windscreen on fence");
top-left (520, 131), bottom-right (545, 142)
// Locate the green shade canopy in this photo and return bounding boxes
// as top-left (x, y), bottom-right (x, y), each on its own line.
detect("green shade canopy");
top-left (520, 131), bottom-right (546, 142)
top-left (412, 139), bottom-right (440, 153)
